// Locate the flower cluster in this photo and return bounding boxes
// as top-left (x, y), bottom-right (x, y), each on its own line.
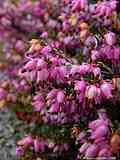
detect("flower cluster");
top-left (16, 134), bottom-right (69, 158)
top-left (0, 0), bottom-right (120, 160)
top-left (76, 110), bottom-right (112, 159)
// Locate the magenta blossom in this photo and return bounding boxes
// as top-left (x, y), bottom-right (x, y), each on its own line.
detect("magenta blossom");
top-left (16, 146), bottom-right (24, 157)
top-left (57, 90), bottom-right (65, 103)
top-left (85, 144), bottom-right (98, 158)
top-left (17, 135), bottom-right (33, 146)
top-left (91, 125), bottom-right (109, 139)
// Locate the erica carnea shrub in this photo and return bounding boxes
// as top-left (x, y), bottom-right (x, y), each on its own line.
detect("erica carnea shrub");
top-left (0, 0), bottom-right (120, 160)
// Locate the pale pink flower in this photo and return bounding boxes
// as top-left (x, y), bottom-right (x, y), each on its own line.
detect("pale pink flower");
top-left (100, 82), bottom-right (112, 99)
top-left (85, 85), bottom-right (101, 103)
top-left (74, 80), bottom-right (86, 92)
top-left (104, 32), bottom-right (116, 46)
top-left (92, 67), bottom-right (101, 79)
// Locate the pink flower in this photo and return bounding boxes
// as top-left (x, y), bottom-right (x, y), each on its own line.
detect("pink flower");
top-left (70, 65), bottom-right (81, 75)
top-left (74, 80), bottom-right (86, 92)
top-left (71, 0), bottom-right (88, 12)
top-left (94, 137), bottom-right (106, 144)
top-left (85, 144), bottom-right (98, 158)
top-left (41, 46), bottom-right (52, 55)
top-left (37, 69), bottom-right (49, 82)
top-left (110, 0), bottom-right (117, 10)
top-left (32, 100), bottom-right (44, 112)
top-left (34, 139), bottom-right (45, 153)
top-left (47, 89), bottom-right (58, 100)
top-left (100, 82), bottom-right (112, 99)
top-left (98, 148), bottom-right (112, 157)
top-left (85, 85), bottom-right (101, 103)
top-left (57, 91), bottom-right (65, 103)
top-left (36, 59), bottom-right (47, 70)
top-left (17, 135), bottom-right (33, 146)
top-left (50, 57), bottom-right (59, 66)
top-left (91, 125), bottom-right (109, 139)
top-left (62, 21), bottom-right (69, 32)
top-left (34, 139), bottom-right (40, 153)
top-left (79, 142), bottom-right (90, 154)
top-left (91, 50), bottom-right (99, 61)
top-left (93, 1), bottom-right (116, 18)
top-left (15, 40), bottom-right (25, 53)
top-left (92, 67), bottom-right (101, 79)
top-left (89, 119), bottom-right (107, 131)
top-left (16, 146), bottom-right (24, 157)
top-left (79, 63), bottom-right (91, 75)
top-left (32, 94), bottom-right (45, 111)
top-left (113, 47), bottom-right (120, 61)
top-left (38, 141), bottom-right (46, 152)
top-left (40, 32), bottom-right (48, 38)
top-left (49, 102), bottom-right (60, 113)
top-left (58, 66), bottom-right (67, 81)
top-left (24, 60), bottom-right (36, 70)
top-left (64, 36), bottom-right (72, 45)
top-left (104, 32), bottom-right (116, 46)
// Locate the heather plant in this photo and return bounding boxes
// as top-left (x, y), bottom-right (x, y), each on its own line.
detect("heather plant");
top-left (0, 0), bottom-right (120, 160)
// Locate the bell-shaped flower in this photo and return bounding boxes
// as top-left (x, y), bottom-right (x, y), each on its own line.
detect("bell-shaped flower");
top-left (32, 98), bottom-right (45, 112)
top-left (104, 32), bottom-right (116, 46)
top-left (34, 139), bottom-right (45, 153)
top-left (57, 90), bottom-right (65, 103)
top-left (74, 80), bottom-right (86, 92)
top-left (17, 135), bottom-right (33, 146)
top-left (32, 94), bottom-right (45, 111)
top-left (63, 36), bottom-right (73, 45)
top-left (16, 146), bottom-right (24, 157)
top-left (15, 40), bottom-right (25, 53)
top-left (85, 85), bottom-right (101, 103)
top-left (91, 125), bottom-right (109, 139)
top-left (91, 50), bottom-right (99, 61)
top-left (41, 45), bottom-right (52, 55)
top-left (79, 142), bottom-right (90, 154)
top-left (85, 144), bottom-right (98, 158)
top-left (47, 89), bottom-right (58, 100)
top-left (40, 32), bottom-right (48, 38)
top-left (89, 119), bottom-right (107, 131)
top-left (71, 0), bottom-right (88, 12)
top-left (24, 59), bottom-right (36, 70)
top-left (36, 59), bottom-right (47, 70)
top-left (48, 102), bottom-right (60, 113)
top-left (62, 21), bottom-right (69, 32)
top-left (92, 67), bottom-right (101, 79)
top-left (37, 69), bottom-right (49, 82)
top-left (98, 148), bottom-right (112, 157)
top-left (100, 82), bottom-right (112, 99)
